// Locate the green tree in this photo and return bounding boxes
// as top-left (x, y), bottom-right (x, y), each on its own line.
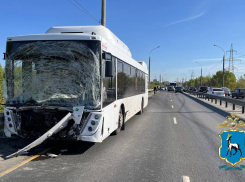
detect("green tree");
top-left (236, 74), bottom-right (245, 88)
top-left (0, 64), bottom-right (5, 112)
top-left (150, 81), bottom-right (159, 89)
top-left (224, 71), bottom-right (236, 90)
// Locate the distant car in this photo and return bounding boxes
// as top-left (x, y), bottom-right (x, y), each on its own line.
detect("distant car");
top-left (183, 87), bottom-right (187, 92)
top-left (160, 87), bottom-right (166, 90)
top-left (175, 87), bottom-right (183, 93)
top-left (198, 86), bottom-right (209, 93)
top-left (207, 88), bottom-right (225, 97)
top-left (167, 85), bottom-right (175, 91)
top-left (232, 88), bottom-right (245, 99)
top-left (221, 87), bottom-right (231, 96)
top-left (188, 87), bottom-right (196, 91)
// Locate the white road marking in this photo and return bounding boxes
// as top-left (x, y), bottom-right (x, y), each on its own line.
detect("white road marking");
top-left (171, 100), bottom-right (172, 101)
top-left (173, 117), bottom-right (177, 124)
top-left (182, 176), bottom-right (190, 182)
top-left (172, 105), bottom-right (174, 108)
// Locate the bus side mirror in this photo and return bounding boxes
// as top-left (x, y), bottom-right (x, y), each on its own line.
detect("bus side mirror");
top-left (102, 52), bottom-right (106, 60)
top-left (105, 61), bottom-right (113, 77)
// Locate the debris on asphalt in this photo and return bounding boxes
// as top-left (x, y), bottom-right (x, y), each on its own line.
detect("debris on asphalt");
top-left (46, 153), bottom-right (59, 158)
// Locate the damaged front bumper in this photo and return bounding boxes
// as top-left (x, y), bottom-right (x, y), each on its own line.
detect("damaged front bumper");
top-left (4, 106), bottom-right (103, 158)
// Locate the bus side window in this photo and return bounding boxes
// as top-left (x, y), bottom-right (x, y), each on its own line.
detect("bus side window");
top-left (102, 54), bottom-right (116, 108)
top-left (117, 60), bottom-right (123, 99)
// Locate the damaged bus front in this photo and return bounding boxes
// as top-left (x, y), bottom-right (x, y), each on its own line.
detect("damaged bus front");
top-left (4, 39), bottom-right (104, 156)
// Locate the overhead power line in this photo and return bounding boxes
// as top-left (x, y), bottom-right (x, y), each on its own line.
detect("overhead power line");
top-left (235, 55), bottom-right (245, 58)
top-left (68, 0), bottom-right (100, 24)
top-left (203, 61), bottom-right (222, 74)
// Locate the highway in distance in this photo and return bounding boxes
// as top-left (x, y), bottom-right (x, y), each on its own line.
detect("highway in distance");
top-left (1, 91), bottom-right (245, 182)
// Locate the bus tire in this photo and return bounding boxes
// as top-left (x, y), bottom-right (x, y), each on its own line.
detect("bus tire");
top-left (138, 99), bottom-right (144, 115)
top-left (115, 108), bottom-right (123, 135)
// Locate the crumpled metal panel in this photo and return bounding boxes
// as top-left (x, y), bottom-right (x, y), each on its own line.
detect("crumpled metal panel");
top-left (6, 112), bottom-right (72, 158)
top-left (5, 41), bottom-right (101, 109)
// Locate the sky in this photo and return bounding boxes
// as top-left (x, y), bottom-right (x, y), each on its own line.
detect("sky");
top-left (1, 0), bottom-right (245, 82)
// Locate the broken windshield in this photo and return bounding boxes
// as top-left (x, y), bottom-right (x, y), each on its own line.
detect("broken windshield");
top-left (5, 40), bottom-right (101, 109)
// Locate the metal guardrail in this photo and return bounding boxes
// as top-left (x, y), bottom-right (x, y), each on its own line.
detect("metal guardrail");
top-left (185, 90), bottom-right (245, 114)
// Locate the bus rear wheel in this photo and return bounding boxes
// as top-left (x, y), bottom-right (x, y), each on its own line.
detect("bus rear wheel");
top-left (138, 100), bottom-right (144, 115)
top-left (115, 108), bottom-right (123, 135)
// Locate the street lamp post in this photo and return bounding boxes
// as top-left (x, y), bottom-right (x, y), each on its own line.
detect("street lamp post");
top-left (149, 46), bottom-right (160, 89)
top-left (189, 70), bottom-right (193, 86)
top-left (181, 74), bottom-right (186, 86)
top-left (160, 70), bottom-right (165, 84)
top-left (214, 44), bottom-right (225, 87)
top-left (196, 62), bottom-right (202, 86)
top-left (162, 73), bottom-right (166, 85)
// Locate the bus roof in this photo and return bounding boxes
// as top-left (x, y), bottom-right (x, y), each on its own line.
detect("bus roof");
top-left (7, 25), bottom-right (148, 73)
top-left (46, 26), bottom-right (132, 58)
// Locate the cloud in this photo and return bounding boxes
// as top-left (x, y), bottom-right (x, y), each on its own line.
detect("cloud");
top-left (165, 12), bottom-right (205, 27)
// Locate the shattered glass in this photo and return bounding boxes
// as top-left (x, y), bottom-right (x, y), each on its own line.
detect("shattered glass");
top-left (5, 40), bottom-right (101, 109)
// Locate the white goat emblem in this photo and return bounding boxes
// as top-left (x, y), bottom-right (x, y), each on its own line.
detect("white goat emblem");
top-left (226, 133), bottom-right (242, 157)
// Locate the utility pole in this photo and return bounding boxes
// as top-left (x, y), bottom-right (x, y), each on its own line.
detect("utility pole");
top-left (196, 62), bottom-right (202, 86)
top-left (189, 70), bottom-right (194, 86)
top-left (214, 44), bottom-right (225, 87)
top-left (201, 67), bottom-right (202, 86)
top-left (149, 57), bottom-right (150, 88)
top-left (101, 0), bottom-right (106, 26)
top-left (148, 46), bottom-right (160, 89)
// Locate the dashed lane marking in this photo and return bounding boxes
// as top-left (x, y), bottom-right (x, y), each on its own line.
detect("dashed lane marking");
top-left (183, 176), bottom-right (190, 182)
top-left (173, 117), bottom-right (177, 124)
top-left (172, 105), bottom-right (174, 108)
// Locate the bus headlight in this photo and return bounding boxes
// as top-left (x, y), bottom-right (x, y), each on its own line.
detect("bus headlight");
top-left (94, 115), bottom-right (100, 119)
top-left (81, 113), bottom-right (102, 136)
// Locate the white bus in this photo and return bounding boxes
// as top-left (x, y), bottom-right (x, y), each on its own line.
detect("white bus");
top-left (3, 26), bottom-right (148, 157)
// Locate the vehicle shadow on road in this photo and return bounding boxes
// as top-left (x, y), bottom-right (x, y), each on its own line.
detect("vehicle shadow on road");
top-left (0, 135), bottom-right (95, 161)
top-left (32, 141), bottom-right (95, 161)
top-left (0, 137), bottom-right (34, 160)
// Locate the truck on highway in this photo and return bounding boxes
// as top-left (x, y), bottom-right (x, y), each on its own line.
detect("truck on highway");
top-left (169, 82), bottom-right (177, 88)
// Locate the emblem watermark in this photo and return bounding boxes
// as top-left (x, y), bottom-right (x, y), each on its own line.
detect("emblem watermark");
top-left (216, 113), bottom-right (245, 167)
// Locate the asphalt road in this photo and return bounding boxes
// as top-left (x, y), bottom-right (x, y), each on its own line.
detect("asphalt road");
top-left (1, 91), bottom-right (245, 182)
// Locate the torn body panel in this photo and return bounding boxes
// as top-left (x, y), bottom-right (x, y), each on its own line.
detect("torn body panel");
top-left (7, 112), bottom-right (72, 158)
top-left (5, 106), bottom-right (104, 158)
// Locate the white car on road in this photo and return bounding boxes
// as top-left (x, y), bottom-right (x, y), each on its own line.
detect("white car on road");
top-left (207, 88), bottom-right (225, 97)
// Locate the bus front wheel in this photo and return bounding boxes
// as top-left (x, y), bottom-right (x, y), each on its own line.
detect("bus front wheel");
top-left (115, 108), bottom-right (123, 135)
